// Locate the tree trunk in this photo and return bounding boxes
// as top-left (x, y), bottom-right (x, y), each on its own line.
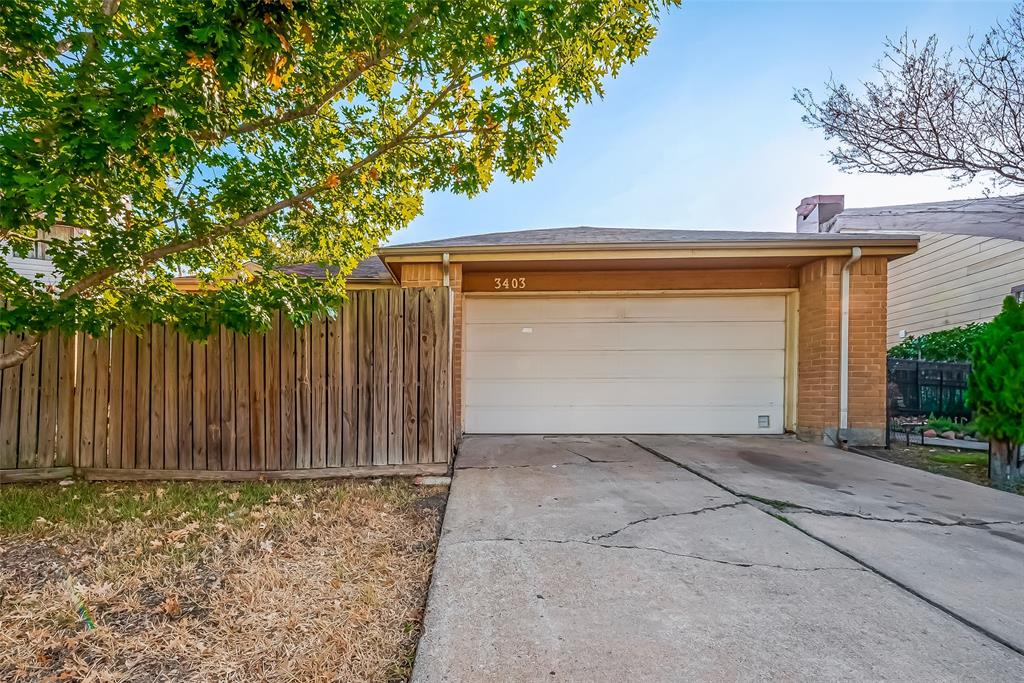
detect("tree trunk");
top-left (989, 439), bottom-right (1024, 491)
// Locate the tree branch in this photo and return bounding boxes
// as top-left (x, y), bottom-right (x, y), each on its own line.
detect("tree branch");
top-left (0, 334), bottom-right (40, 371)
top-left (63, 71), bottom-right (464, 300)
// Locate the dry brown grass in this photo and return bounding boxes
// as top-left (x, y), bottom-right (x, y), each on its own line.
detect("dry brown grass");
top-left (0, 478), bottom-right (447, 682)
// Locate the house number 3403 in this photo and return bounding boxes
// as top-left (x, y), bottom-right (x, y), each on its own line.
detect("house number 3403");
top-left (494, 277), bottom-right (527, 290)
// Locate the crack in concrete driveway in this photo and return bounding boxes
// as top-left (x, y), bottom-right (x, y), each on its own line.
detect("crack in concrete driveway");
top-left (588, 500), bottom-right (747, 540)
top-left (448, 535), bottom-right (872, 573)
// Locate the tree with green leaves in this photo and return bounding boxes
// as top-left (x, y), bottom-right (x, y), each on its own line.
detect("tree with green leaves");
top-left (887, 323), bottom-right (988, 363)
top-left (0, 0), bottom-right (677, 369)
top-left (967, 297), bottom-right (1024, 490)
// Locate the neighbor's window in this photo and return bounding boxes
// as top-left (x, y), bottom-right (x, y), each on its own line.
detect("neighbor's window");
top-left (1013, 285), bottom-right (1024, 303)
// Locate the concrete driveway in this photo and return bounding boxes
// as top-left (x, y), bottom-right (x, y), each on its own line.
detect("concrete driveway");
top-left (413, 435), bottom-right (1024, 682)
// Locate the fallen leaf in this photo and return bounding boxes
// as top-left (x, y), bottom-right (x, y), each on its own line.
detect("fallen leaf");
top-left (161, 595), bottom-right (182, 617)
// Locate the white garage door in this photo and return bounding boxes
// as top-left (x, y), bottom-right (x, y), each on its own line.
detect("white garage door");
top-left (464, 295), bottom-right (786, 434)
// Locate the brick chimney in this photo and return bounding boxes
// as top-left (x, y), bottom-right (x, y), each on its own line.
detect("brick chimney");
top-left (796, 194), bottom-right (844, 233)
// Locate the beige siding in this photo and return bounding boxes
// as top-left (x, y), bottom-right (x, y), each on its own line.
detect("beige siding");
top-left (886, 233), bottom-right (1024, 346)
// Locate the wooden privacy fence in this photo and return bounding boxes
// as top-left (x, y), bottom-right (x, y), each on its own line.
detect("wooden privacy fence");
top-left (0, 287), bottom-right (451, 481)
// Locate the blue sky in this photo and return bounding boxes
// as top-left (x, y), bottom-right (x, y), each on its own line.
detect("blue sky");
top-left (391, 0), bottom-right (1015, 244)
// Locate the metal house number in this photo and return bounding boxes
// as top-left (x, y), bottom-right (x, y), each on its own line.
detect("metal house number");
top-left (493, 277), bottom-right (527, 290)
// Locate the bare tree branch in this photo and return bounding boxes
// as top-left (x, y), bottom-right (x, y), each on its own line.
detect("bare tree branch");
top-left (797, 3), bottom-right (1024, 191)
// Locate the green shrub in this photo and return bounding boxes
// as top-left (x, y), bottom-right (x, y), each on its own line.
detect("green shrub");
top-left (925, 414), bottom-right (961, 434)
top-left (889, 323), bottom-right (988, 362)
top-left (967, 297), bottom-right (1024, 445)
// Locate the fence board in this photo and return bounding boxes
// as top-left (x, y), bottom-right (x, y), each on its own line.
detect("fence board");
top-left (121, 333), bottom-right (137, 469)
top-left (388, 288), bottom-right (404, 465)
top-left (357, 293), bottom-right (373, 466)
top-left (403, 291), bottom-right (419, 463)
top-left (78, 335), bottom-right (97, 469)
top-left (327, 313), bottom-right (343, 468)
top-left (342, 300), bottom-right (357, 466)
top-left (249, 332), bottom-right (265, 471)
top-left (136, 329), bottom-right (152, 469)
top-left (164, 327), bottom-right (178, 470)
top-left (265, 316), bottom-right (281, 470)
top-left (296, 323), bottom-right (311, 468)
top-left (206, 333), bottom-right (221, 470)
top-left (54, 334), bottom-right (77, 468)
top-left (17, 332), bottom-right (40, 467)
top-left (434, 290), bottom-right (451, 463)
top-left (279, 317), bottom-right (297, 469)
top-left (193, 340), bottom-right (207, 470)
top-left (418, 289), bottom-right (436, 464)
top-left (36, 332), bottom-right (60, 468)
top-left (372, 292), bottom-right (389, 465)
top-left (234, 331), bottom-right (250, 471)
top-left (108, 330), bottom-right (124, 469)
top-left (92, 333), bottom-right (110, 470)
top-left (311, 318), bottom-right (327, 468)
top-left (150, 324), bottom-right (165, 469)
top-left (2, 288), bottom-right (452, 479)
top-left (178, 333), bottom-right (193, 470)
top-left (0, 334), bottom-right (22, 468)
top-left (221, 327), bottom-right (236, 471)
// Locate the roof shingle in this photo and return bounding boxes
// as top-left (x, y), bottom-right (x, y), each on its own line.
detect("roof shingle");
top-left (278, 255), bottom-right (393, 282)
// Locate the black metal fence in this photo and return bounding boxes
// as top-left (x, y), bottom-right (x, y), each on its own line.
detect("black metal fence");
top-left (887, 358), bottom-right (972, 419)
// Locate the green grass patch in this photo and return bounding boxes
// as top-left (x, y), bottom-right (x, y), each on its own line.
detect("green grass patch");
top-left (0, 480), bottom-right (324, 533)
top-left (929, 452), bottom-right (988, 466)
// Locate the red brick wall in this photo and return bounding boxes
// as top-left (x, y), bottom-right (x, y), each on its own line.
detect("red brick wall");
top-left (797, 256), bottom-right (888, 445)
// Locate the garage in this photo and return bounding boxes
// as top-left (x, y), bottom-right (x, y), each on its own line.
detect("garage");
top-left (463, 294), bottom-right (788, 434)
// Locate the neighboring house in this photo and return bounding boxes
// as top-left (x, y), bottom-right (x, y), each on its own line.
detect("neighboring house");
top-left (294, 227), bottom-right (917, 446)
top-left (796, 194), bottom-right (1024, 346)
top-left (2, 223), bottom-right (82, 283)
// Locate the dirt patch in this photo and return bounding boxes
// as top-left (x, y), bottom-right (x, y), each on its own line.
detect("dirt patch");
top-left (0, 479), bottom-right (447, 682)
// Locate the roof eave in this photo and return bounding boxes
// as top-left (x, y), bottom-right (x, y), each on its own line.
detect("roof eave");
top-left (379, 236), bottom-right (920, 259)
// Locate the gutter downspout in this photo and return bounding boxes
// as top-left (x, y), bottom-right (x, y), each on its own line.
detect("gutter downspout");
top-left (837, 246), bottom-right (862, 448)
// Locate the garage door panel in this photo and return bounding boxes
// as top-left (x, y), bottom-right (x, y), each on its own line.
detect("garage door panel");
top-left (466, 321), bottom-right (785, 352)
top-left (463, 295), bottom-right (788, 435)
top-left (466, 350), bottom-right (786, 380)
top-left (465, 296), bottom-right (786, 323)
top-left (466, 406), bottom-right (784, 435)
top-left (466, 378), bottom-right (784, 408)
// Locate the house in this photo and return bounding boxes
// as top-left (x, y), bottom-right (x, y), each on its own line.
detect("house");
top-left (3, 224), bottom-right (83, 283)
top-left (1, 225), bottom-right (918, 479)
top-left (303, 227), bottom-right (918, 447)
top-left (796, 194), bottom-right (1024, 346)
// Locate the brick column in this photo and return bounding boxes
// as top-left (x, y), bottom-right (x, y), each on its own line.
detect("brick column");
top-left (797, 256), bottom-right (887, 446)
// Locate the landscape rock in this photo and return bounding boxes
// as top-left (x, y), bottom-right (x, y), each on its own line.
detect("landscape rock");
top-left (923, 429), bottom-right (938, 438)
top-left (940, 430), bottom-right (957, 440)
